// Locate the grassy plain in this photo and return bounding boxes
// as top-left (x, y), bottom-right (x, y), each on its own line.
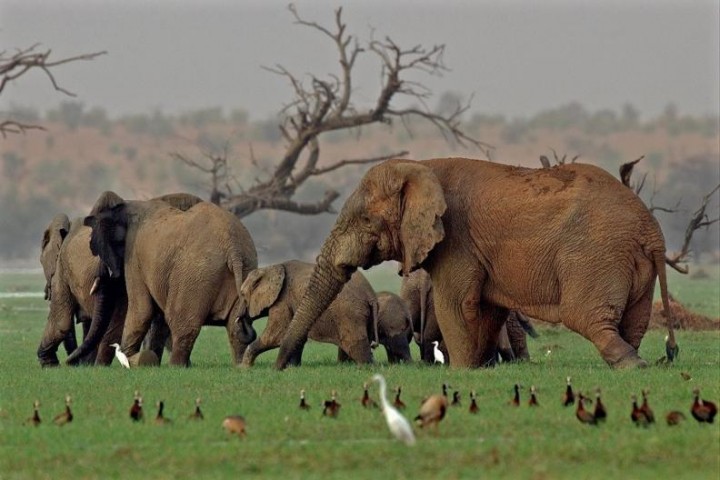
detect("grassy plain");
top-left (0, 266), bottom-right (718, 479)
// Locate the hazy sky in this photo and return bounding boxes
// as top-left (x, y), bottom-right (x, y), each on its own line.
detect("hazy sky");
top-left (1, 0), bottom-right (718, 120)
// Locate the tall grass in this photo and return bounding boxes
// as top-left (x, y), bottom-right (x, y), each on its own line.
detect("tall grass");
top-left (0, 267), bottom-right (718, 479)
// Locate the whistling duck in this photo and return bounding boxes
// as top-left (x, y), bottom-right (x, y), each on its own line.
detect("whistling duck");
top-left (469, 391), bottom-right (479, 414)
top-left (53, 395), bottom-right (73, 426)
top-left (562, 377), bottom-right (575, 407)
top-left (451, 391), bottom-right (461, 407)
top-left (691, 388), bottom-right (717, 424)
top-left (190, 398), bottom-right (204, 420)
top-left (371, 374), bottom-right (416, 446)
top-left (299, 389), bottom-right (310, 410)
top-left (27, 400), bottom-right (41, 426)
top-left (680, 371), bottom-right (692, 381)
top-left (361, 383), bottom-right (377, 408)
top-left (528, 386), bottom-right (539, 407)
top-left (510, 384), bottom-right (521, 407)
top-left (393, 386), bottom-right (406, 410)
top-left (631, 394), bottom-right (650, 427)
top-left (640, 389), bottom-right (655, 424)
top-left (442, 383), bottom-right (450, 398)
top-left (322, 390), bottom-right (341, 418)
top-left (593, 388), bottom-right (607, 422)
top-left (222, 415), bottom-right (246, 437)
top-left (576, 393), bottom-right (596, 426)
top-left (155, 401), bottom-right (171, 425)
top-left (130, 392), bottom-right (143, 422)
top-left (666, 411), bottom-right (686, 426)
top-left (415, 394), bottom-right (448, 430)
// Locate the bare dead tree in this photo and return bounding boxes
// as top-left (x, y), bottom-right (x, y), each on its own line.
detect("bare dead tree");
top-left (177, 5), bottom-right (490, 218)
top-left (619, 158), bottom-right (720, 273)
top-left (0, 44), bottom-right (106, 138)
top-left (538, 149), bottom-right (580, 168)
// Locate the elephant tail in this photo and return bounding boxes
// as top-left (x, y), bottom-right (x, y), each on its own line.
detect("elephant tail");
top-left (228, 250), bottom-right (249, 319)
top-left (654, 250), bottom-right (679, 362)
top-left (369, 296), bottom-right (379, 349)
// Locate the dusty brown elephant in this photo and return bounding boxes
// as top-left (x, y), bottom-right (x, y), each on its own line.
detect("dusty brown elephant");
top-left (376, 291), bottom-right (413, 363)
top-left (37, 193), bottom-right (205, 367)
top-left (400, 269), bottom-right (534, 364)
top-left (239, 260), bottom-right (378, 366)
top-left (275, 158), bottom-right (678, 369)
top-left (80, 191), bottom-right (258, 366)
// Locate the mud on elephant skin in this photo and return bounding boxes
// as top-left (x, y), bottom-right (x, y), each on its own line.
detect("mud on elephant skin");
top-left (376, 291), bottom-right (413, 363)
top-left (276, 158), bottom-right (678, 369)
top-left (239, 260), bottom-right (379, 367)
top-left (81, 191), bottom-right (258, 367)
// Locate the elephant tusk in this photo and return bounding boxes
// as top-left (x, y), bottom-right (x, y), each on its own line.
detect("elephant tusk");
top-left (107, 267), bottom-right (113, 277)
top-left (90, 277), bottom-right (100, 296)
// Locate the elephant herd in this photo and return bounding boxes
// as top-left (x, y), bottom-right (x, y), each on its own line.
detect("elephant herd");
top-left (38, 157), bottom-right (679, 370)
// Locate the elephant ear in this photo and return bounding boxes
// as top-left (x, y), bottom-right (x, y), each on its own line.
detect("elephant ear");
top-left (383, 162), bottom-right (446, 275)
top-left (244, 264), bottom-right (286, 318)
top-left (84, 191), bottom-right (126, 228)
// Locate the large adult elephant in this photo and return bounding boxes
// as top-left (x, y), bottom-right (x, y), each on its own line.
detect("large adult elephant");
top-left (37, 193), bottom-right (205, 367)
top-left (275, 158), bottom-right (678, 369)
top-left (239, 260), bottom-right (378, 366)
top-left (81, 191), bottom-right (258, 366)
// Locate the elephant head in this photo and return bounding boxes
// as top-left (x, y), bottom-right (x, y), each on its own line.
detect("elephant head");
top-left (40, 213), bottom-right (71, 300)
top-left (83, 191), bottom-right (128, 279)
top-left (241, 264), bottom-right (286, 320)
top-left (276, 160), bottom-right (446, 368)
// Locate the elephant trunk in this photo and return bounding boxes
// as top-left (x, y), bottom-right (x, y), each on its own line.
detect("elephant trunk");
top-left (65, 278), bottom-right (120, 366)
top-left (275, 250), bottom-right (351, 369)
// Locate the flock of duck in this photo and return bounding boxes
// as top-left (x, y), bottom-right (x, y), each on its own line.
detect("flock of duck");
top-left (23, 374), bottom-right (716, 446)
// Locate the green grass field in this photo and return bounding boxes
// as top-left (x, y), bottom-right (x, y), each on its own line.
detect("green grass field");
top-left (0, 265), bottom-right (718, 479)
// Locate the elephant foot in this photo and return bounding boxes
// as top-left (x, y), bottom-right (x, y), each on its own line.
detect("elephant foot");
top-left (598, 337), bottom-right (646, 369)
top-left (612, 355), bottom-right (648, 369)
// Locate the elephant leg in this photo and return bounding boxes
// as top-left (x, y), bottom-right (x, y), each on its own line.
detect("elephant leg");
top-left (145, 315), bottom-right (171, 362)
top-left (288, 343), bottom-right (304, 366)
top-left (562, 289), bottom-right (645, 369)
top-left (506, 312), bottom-right (530, 361)
top-left (475, 304), bottom-right (508, 367)
top-left (120, 295), bottom-right (155, 358)
top-left (225, 321), bottom-right (251, 366)
top-left (619, 285), bottom-right (653, 351)
top-left (497, 324), bottom-right (515, 363)
top-left (337, 347), bottom-right (352, 363)
top-left (169, 325), bottom-right (202, 367)
top-left (62, 322), bottom-right (78, 356)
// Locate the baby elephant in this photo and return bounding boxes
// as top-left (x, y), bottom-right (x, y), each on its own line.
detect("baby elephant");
top-left (240, 260), bottom-right (378, 367)
top-left (376, 291), bottom-right (413, 363)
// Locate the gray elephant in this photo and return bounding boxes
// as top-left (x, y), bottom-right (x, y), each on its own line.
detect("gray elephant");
top-left (40, 213), bottom-right (84, 360)
top-left (275, 158), bottom-right (678, 369)
top-left (37, 193), bottom-right (205, 367)
top-left (239, 260), bottom-right (378, 367)
top-left (399, 269), bottom-right (443, 363)
top-left (376, 291), bottom-right (413, 363)
top-left (80, 191), bottom-right (258, 366)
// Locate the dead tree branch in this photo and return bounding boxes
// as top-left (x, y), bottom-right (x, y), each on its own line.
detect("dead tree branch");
top-left (179, 4), bottom-right (489, 218)
top-left (619, 158), bottom-right (720, 273)
top-left (0, 44), bottom-right (106, 137)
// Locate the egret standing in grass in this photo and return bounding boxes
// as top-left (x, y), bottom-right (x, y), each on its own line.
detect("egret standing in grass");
top-left (110, 343), bottom-right (130, 369)
top-left (432, 341), bottom-right (445, 364)
top-left (371, 374), bottom-right (416, 446)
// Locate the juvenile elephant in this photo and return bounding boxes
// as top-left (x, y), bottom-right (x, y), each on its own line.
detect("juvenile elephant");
top-left (81, 191), bottom-right (258, 366)
top-left (276, 158), bottom-right (678, 369)
top-left (38, 193), bottom-right (205, 367)
top-left (239, 260), bottom-right (378, 366)
top-left (376, 291), bottom-right (413, 363)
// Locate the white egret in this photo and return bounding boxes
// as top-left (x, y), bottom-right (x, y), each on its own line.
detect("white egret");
top-left (432, 341), bottom-right (445, 364)
top-left (371, 374), bottom-right (416, 446)
top-left (110, 343), bottom-right (130, 369)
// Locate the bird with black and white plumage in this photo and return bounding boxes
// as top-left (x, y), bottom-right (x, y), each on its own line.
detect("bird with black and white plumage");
top-left (691, 388), bottom-right (717, 424)
top-left (130, 391), bottom-right (143, 422)
top-left (155, 400), bottom-right (171, 425)
top-left (393, 386), bottom-right (406, 411)
top-left (26, 400), bottom-right (41, 427)
top-left (593, 388), bottom-right (607, 423)
top-left (189, 397), bottom-right (204, 420)
top-left (53, 395), bottom-right (73, 426)
top-left (576, 393), bottom-right (596, 426)
top-left (528, 386), bottom-right (539, 407)
top-left (298, 389), bottom-right (310, 411)
top-left (451, 391), bottom-right (461, 407)
top-left (562, 377), bottom-right (575, 407)
top-left (361, 382), bottom-right (378, 409)
top-left (322, 390), bottom-right (341, 418)
top-left (631, 394), bottom-right (650, 427)
top-left (371, 374), bottom-right (415, 446)
top-left (509, 384), bottom-right (521, 407)
top-left (468, 391), bottom-right (479, 414)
